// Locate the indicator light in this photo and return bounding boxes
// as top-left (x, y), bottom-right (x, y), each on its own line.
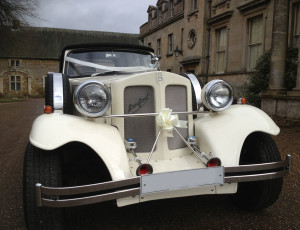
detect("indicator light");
top-left (241, 98), bottom-right (247, 104)
top-left (44, 105), bottom-right (53, 114)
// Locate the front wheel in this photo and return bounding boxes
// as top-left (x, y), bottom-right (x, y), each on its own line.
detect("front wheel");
top-left (232, 132), bottom-right (283, 210)
top-left (23, 143), bottom-right (64, 230)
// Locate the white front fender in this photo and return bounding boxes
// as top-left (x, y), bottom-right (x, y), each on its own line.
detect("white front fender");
top-left (194, 105), bottom-right (280, 167)
top-left (29, 113), bottom-right (131, 181)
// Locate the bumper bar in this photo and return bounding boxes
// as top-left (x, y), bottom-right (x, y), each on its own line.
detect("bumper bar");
top-left (36, 154), bottom-right (291, 208)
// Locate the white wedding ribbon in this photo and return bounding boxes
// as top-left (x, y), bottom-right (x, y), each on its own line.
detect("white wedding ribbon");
top-left (65, 56), bottom-right (154, 72)
top-left (156, 108), bottom-right (188, 137)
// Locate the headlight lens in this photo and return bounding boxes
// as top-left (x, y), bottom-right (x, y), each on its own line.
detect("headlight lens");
top-left (201, 80), bottom-right (233, 111)
top-left (74, 80), bottom-right (111, 117)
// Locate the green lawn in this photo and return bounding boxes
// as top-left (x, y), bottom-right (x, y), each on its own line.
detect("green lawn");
top-left (0, 98), bottom-right (25, 103)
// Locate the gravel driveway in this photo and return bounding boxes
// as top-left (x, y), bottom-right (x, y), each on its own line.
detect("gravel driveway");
top-left (0, 99), bottom-right (299, 230)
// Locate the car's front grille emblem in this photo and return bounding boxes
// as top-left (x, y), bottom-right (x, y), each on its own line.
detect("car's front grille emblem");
top-left (128, 93), bottom-right (150, 114)
top-left (157, 73), bottom-right (163, 84)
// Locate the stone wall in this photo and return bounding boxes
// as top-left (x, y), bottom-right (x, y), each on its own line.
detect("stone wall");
top-left (140, 0), bottom-right (207, 75)
top-left (140, 0), bottom-right (275, 96)
top-left (141, 0), bottom-right (300, 117)
top-left (261, 90), bottom-right (300, 118)
top-left (0, 26), bottom-right (139, 97)
top-left (0, 59), bottom-right (59, 97)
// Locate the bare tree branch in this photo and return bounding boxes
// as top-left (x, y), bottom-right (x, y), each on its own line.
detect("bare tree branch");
top-left (0, 0), bottom-right (39, 29)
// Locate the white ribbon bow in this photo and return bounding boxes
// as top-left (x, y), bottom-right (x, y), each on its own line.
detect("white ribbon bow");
top-left (156, 108), bottom-right (188, 137)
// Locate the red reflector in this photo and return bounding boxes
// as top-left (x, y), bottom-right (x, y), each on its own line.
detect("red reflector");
top-left (139, 165), bottom-right (150, 175)
top-left (44, 105), bottom-right (53, 114)
top-left (207, 158), bottom-right (221, 167)
top-left (241, 98), bottom-right (247, 104)
top-left (136, 163), bottom-right (153, 176)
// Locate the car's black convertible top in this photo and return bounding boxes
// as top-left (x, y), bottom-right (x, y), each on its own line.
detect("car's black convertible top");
top-left (59, 43), bottom-right (154, 71)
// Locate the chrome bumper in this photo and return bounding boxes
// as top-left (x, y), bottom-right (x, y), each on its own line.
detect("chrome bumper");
top-left (36, 154), bottom-right (291, 208)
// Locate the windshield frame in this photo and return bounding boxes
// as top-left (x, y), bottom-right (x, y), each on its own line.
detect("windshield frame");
top-left (61, 45), bottom-right (157, 77)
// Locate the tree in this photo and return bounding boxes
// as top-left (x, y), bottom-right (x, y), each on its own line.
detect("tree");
top-left (243, 52), bottom-right (271, 108)
top-left (0, 0), bottom-right (38, 29)
top-left (243, 48), bottom-right (298, 108)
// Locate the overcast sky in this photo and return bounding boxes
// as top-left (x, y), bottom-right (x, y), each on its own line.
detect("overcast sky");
top-left (29, 0), bottom-right (158, 34)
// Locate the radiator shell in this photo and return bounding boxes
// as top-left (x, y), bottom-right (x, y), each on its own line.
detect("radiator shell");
top-left (111, 71), bottom-right (194, 159)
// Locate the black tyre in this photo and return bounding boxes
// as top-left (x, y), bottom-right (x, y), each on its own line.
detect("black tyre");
top-left (23, 142), bottom-right (64, 230)
top-left (232, 132), bottom-right (283, 210)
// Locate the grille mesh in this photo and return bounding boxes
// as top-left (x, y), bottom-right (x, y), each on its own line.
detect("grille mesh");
top-left (124, 86), bottom-right (155, 153)
top-left (165, 85), bottom-right (188, 150)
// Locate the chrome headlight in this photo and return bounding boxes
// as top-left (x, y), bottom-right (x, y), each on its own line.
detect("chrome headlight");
top-left (74, 80), bottom-right (111, 117)
top-left (201, 80), bottom-right (233, 112)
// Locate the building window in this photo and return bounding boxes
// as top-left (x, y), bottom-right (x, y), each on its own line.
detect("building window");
top-left (10, 59), bottom-right (20, 67)
top-left (188, 29), bottom-right (197, 48)
top-left (168, 33), bottom-right (174, 54)
top-left (216, 27), bottom-right (227, 73)
top-left (170, 0), bottom-right (174, 17)
top-left (248, 15), bottom-right (263, 69)
top-left (158, 8), bottom-right (162, 24)
top-left (163, 2), bottom-right (169, 12)
top-left (157, 39), bottom-right (161, 57)
top-left (149, 14), bottom-right (152, 29)
top-left (181, 28), bottom-right (184, 50)
top-left (148, 42), bottom-right (152, 48)
top-left (10, 76), bottom-right (21, 91)
top-left (293, 3), bottom-right (300, 46)
top-left (153, 10), bottom-right (157, 19)
top-left (191, 0), bottom-right (198, 11)
top-left (167, 68), bottom-right (172, 72)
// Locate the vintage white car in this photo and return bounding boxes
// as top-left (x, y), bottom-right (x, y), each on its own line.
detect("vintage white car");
top-left (23, 43), bottom-right (291, 229)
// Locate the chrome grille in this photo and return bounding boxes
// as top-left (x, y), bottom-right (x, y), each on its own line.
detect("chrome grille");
top-left (124, 86), bottom-right (155, 153)
top-left (166, 85), bottom-right (188, 150)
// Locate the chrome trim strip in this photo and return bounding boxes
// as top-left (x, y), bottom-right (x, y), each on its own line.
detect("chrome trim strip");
top-left (224, 159), bottom-right (289, 173)
top-left (41, 188), bottom-right (140, 208)
top-left (36, 156), bottom-right (291, 208)
top-left (52, 73), bottom-right (64, 110)
top-left (186, 73), bottom-right (202, 109)
top-left (287, 154), bottom-right (292, 172)
top-left (224, 170), bottom-right (288, 183)
top-left (40, 177), bottom-right (140, 196)
top-left (35, 183), bottom-right (42, 207)
top-left (101, 110), bottom-right (208, 118)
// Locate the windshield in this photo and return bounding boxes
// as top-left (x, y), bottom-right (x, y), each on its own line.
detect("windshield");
top-left (64, 49), bottom-right (158, 77)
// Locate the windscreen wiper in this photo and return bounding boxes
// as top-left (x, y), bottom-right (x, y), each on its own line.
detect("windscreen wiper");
top-left (91, 71), bottom-right (119, 77)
